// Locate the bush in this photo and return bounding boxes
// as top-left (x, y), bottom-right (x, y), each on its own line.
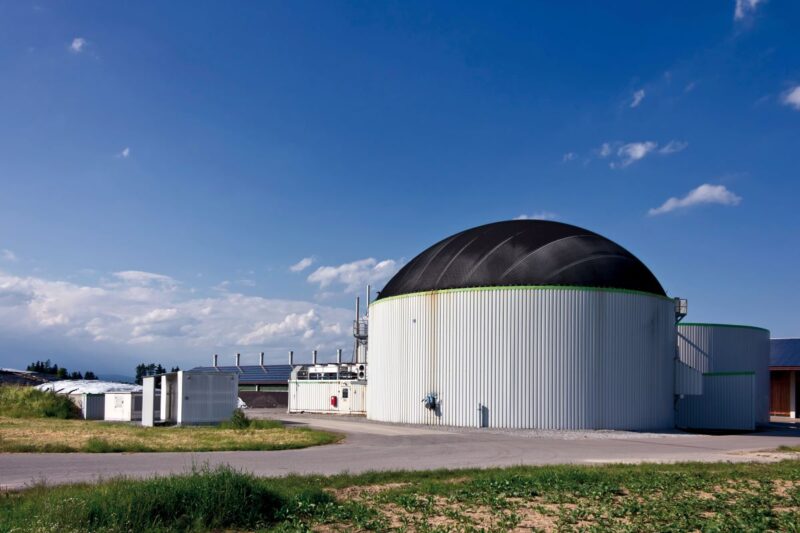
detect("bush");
top-left (219, 409), bottom-right (283, 430)
top-left (0, 465), bottom-right (329, 532)
top-left (0, 385), bottom-right (80, 419)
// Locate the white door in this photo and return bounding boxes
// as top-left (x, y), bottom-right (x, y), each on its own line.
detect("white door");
top-left (340, 386), bottom-right (350, 413)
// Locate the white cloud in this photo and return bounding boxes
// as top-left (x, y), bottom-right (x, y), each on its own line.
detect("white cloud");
top-left (1, 249), bottom-right (17, 262)
top-left (113, 270), bottom-right (175, 286)
top-left (562, 152), bottom-right (577, 162)
top-left (514, 212), bottom-right (559, 221)
top-left (290, 257), bottom-right (315, 272)
top-left (781, 86), bottom-right (800, 111)
top-left (648, 184), bottom-right (742, 216)
top-left (117, 147), bottom-right (130, 158)
top-left (0, 269), bottom-right (353, 368)
top-left (598, 140), bottom-right (685, 168)
top-left (734, 0), bottom-right (765, 20)
top-left (70, 37), bottom-right (86, 53)
top-left (615, 141), bottom-right (657, 168)
top-left (237, 309), bottom-right (319, 345)
top-left (630, 89), bottom-right (646, 108)
top-left (307, 258), bottom-right (399, 293)
top-left (659, 140), bottom-right (689, 154)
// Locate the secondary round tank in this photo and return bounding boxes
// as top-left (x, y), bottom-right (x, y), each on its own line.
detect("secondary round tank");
top-left (367, 220), bottom-right (676, 430)
top-left (676, 323), bottom-right (770, 426)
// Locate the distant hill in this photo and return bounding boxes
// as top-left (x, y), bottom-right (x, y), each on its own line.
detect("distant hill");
top-left (96, 374), bottom-right (136, 384)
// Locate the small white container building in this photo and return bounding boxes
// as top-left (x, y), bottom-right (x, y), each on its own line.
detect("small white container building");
top-left (104, 392), bottom-right (143, 422)
top-left (288, 349), bottom-right (367, 415)
top-left (35, 380), bottom-right (141, 420)
top-left (141, 370), bottom-right (238, 426)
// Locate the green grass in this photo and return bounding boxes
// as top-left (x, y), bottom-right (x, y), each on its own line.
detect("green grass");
top-left (0, 385), bottom-right (80, 419)
top-left (0, 415), bottom-right (341, 453)
top-left (2, 461), bottom-right (800, 532)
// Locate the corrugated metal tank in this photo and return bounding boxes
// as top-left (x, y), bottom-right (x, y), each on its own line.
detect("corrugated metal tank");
top-left (676, 373), bottom-right (755, 430)
top-left (676, 323), bottom-right (770, 426)
top-left (367, 287), bottom-right (675, 430)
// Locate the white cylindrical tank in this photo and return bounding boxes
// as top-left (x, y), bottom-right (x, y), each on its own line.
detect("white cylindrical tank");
top-left (368, 287), bottom-right (676, 430)
top-left (677, 323), bottom-right (770, 425)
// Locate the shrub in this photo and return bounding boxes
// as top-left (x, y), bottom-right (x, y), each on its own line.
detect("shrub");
top-left (219, 409), bottom-right (283, 430)
top-left (0, 465), bottom-right (329, 532)
top-left (0, 385), bottom-right (80, 419)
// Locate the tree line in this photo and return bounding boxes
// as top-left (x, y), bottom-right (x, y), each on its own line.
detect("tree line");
top-left (135, 363), bottom-right (180, 385)
top-left (26, 359), bottom-right (97, 380)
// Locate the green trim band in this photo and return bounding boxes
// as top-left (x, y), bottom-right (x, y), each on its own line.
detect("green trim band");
top-left (678, 322), bottom-right (770, 334)
top-left (371, 285), bottom-right (672, 306)
top-left (703, 371), bottom-right (755, 377)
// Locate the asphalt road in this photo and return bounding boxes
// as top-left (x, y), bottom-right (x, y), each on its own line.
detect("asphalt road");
top-left (2, 411), bottom-right (800, 490)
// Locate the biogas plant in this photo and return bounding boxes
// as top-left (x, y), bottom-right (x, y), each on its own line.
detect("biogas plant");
top-left (290, 219), bottom-right (769, 432)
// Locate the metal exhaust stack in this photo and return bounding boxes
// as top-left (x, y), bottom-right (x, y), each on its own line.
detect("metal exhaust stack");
top-left (259, 352), bottom-right (265, 366)
top-left (312, 349), bottom-right (317, 365)
top-left (213, 354), bottom-right (218, 367)
top-left (336, 348), bottom-right (342, 364)
top-left (235, 353), bottom-right (241, 367)
top-left (289, 350), bottom-right (294, 366)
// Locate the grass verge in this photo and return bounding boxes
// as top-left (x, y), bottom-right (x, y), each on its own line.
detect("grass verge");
top-left (2, 461), bottom-right (800, 531)
top-left (0, 416), bottom-right (341, 453)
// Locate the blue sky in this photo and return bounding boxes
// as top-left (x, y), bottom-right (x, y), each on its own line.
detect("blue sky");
top-left (0, 1), bottom-right (798, 375)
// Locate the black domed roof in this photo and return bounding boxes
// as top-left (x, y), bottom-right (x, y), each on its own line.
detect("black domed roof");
top-left (377, 220), bottom-right (665, 299)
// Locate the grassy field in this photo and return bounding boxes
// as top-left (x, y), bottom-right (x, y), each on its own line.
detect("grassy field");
top-left (0, 416), bottom-right (341, 453)
top-left (2, 461), bottom-right (800, 531)
top-left (0, 386), bottom-right (341, 453)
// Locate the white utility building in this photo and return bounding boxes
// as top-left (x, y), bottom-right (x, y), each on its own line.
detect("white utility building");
top-left (288, 349), bottom-right (367, 415)
top-left (141, 370), bottom-right (238, 426)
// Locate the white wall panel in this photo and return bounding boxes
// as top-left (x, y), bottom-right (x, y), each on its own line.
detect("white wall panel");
top-left (677, 324), bottom-right (770, 425)
top-left (104, 393), bottom-right (135, 421)
top-left (368, 287), bottom-right (675, 430)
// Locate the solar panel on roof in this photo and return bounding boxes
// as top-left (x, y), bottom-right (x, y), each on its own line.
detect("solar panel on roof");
top-left (190, 364), bottom-right (293, 384)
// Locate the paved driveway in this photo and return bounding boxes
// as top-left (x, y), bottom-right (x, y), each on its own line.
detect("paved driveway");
top-left (2, 411), bottom-right (800, 490)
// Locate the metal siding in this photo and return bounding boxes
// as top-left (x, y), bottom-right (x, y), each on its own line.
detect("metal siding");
top-left (179, 371), bottom-right (238, 424)
top-left (676, 374), bottom-right (755, 430)
top-left (368, 288), bottom-right (675, 430)
top-left (677, 325), bottom-right (770, 425)
top-left (81, 394), bottom-right (105, 420)
top-left (288, 381), bottom-right (366, 414)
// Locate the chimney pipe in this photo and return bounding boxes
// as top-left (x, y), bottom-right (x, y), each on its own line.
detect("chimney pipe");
top-left (289, 350), bottom-right (294, 366)
top-left (235, 353), bottom-right (241, 367)
top-left (213, 354), bottom-right (218, 367)
top-left (259, 352), bottom-right (265, 366)
top-left (336, 348), bottom-right (342, 364)
top-left (312, 349), bottom-right (318, 365)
